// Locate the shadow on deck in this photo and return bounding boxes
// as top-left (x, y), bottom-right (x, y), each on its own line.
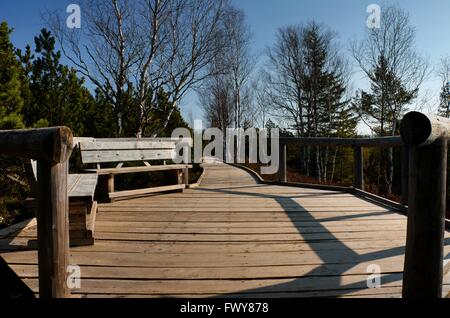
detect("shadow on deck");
top-left (1, 163), bottom-right (449, 298)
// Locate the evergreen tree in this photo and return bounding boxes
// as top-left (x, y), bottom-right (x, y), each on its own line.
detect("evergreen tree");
top-left (0, 22), bottom-right (24, 129)
top-left (143, 89), bottom-right (189, 137)
top-left (82, 89), bottom-right (117, 138)
top-left (352, 55), bottom-right (416, 194)
top-left (300, 22), bottom-right (355, 181)
top-left (21, 29), bottom-right (92, 136)
top-left (353, 55), bottom-right (416, 137)
top-left (438, 82), bottom-right (450, 118)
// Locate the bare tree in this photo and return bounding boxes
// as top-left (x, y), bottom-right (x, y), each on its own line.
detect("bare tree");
top-left (199, 56), bottom-right (233, 131)
top-left (264, 25), bottom-right (306, 136)
top-left (350, 4), bottom-right (428, 194)
top-left (49, 0), bottom-right (139, 135)
top-left (351, 4), bottom-right (428, 135)
top-left (264, 23), bottom-right (351, 179)
top-left (48, 0), bottom-right (228, 137)
top-left (254, 72), bottom-right (273, 128)
top-left (222, 6), bottom-right (255, 129)
top-left (199, 4), bottom-right (255, 130)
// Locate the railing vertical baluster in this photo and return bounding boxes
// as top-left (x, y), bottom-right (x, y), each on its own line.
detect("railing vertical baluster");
top-left (353, 146), bottom-right (364, 190)
top-left (278, 143), bottom-right (287, 183)
top-left (401, 145), bottom-right (409, 206)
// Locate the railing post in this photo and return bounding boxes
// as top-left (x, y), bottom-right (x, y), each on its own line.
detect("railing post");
top-left (36, 160), bottom-right (70, 298)
top-left (353, 146), bottom-right (364, 190)
top-left (400, 112), bottom-right (450, 298)
top-left (403, 138), bottom-right (447, 297)
top-left (0, 127), bottom-right (73, 298)
top-left (401, 145), bottom-right (409, 206)
top-left (278, 143), bottom-right (287, 183)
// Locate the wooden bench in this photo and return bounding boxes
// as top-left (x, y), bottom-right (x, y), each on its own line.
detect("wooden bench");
top-left (78, 138), bottom-right (192, 201)
top-left (24, 160), bottom-right (98, 247)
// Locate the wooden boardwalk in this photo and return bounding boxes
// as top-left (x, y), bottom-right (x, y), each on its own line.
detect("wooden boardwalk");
top-left (1, 163), bottom-right (450, 298)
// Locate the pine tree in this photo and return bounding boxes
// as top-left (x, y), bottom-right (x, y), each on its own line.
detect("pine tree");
top-left (300, 22), bottom-right (354, 181)
top-left (143, 89), bottom-right (189, 137)
top-left (0, 22), bottom-right (24, 129)
top-left (354, 55), bottom-right (416, 137)
top-left (438, 82), bottom-right (450, 118)
top-left (352, 55), bottom-right (416, 194)
top-left (21, 29), bottom-right (94, 136)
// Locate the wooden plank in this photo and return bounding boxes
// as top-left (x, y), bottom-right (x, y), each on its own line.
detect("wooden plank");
top-left (85, 164), bottom-right (192, 175)
top-left (81, 149), bottom-right (175, 164)
top-left (92, 219), bottom-right (407, 228)
top-left (0, 237), bottom-right (411, 254)
top-left (58, 239), bottom-right (414, 254)
top-left (68, 174), bottom-right (98, 199)
top-left (93, 224), bottom-right (406, 235)
top-left (90, 230), bottom-right (408, 242)
top-left (96, 207), bottom-right (394, 213)
top-left (79, 288), bottom-right (404, 298)
top-left (79, 140), bottom-right (176, 151)
top-left (4, 161), bottom-right (446, 298)
top-left (2, 249), bottom-right (420, 267)
top-left (6, 261), bottom-right (406, 280)
top-left (0, 218), bottom-right (37, 238)
top-left (18, 273), bottom-right (405, 295)
top-left (95, 213), bottom-right (406, 223)
top-left (108, 184), bottom-right (186, 200)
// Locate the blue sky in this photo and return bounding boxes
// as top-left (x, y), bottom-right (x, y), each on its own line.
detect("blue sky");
top-left (1, 0), bottom-right (449, 131)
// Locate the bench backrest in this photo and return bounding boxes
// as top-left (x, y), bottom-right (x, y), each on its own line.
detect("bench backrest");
top-left (78, 138), bottom-right (180, 164)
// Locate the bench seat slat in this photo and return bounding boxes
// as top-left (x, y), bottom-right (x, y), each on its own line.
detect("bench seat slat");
top-left (108, 184), bottom-right (186, 200)
top-left (81, 149), bottom-right (175, 164)
top-left (79, 140), bottom-right (176, 151)
top-left (67, 174), bottom-right (98, 200)
top-left (85, 164), bottom-right (192, 176)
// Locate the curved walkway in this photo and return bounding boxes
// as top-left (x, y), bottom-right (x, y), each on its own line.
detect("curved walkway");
top-left (1, 163), bottom-right (450, 297)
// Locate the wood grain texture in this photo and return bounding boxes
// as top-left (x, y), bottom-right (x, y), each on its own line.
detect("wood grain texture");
top-left (2, 162), bottom-right (450, 298)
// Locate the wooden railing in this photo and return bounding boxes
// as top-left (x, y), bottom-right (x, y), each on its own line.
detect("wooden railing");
top-left (278, 136), bottom-right (406, 202)
top-left (277, 111), bottom-right (449, 298)
top-left (0, 117), bottom-right (448, 298)
top-left (0, 127), bottom-right (73, 298)
top-left (400, 112), bottom-right (449, 298)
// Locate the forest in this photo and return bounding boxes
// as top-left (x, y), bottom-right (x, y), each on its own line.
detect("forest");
top-left (1, 0), bottom-right (450, 228)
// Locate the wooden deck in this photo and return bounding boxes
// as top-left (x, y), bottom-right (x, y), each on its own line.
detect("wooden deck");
top-left (1, 163), bottom-right (450, 298)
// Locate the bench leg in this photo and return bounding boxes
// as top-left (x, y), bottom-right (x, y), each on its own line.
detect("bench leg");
top-left (107, 174), bottom-right (115, 202)
top-left (108, 174), bottom-right (114, 193)
top-left (183, 167), bottom-right (189, 189)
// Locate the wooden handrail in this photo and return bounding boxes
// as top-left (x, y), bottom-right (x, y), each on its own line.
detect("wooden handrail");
top-left (0, 127), bottom-right (73, 298)
top-left (401, 112), bottom-right (450, 298)
top-left (277, 135), bottom-right (407, 201)
top-left (279, 136), bottom-right (402, 147)
top-left (277, 117), bottom-right (449, 297)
